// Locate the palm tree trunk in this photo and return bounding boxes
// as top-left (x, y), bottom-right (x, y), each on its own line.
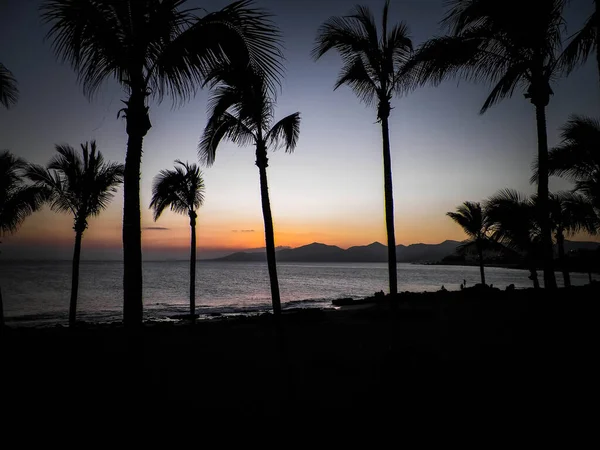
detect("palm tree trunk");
top-left (69, 229), bottom-right (83, 327)
top-left (256, 152), bottom-right (282, 316)
top-left (380, 114), bottom-right (398, 297)
top-left (123, 93), bottom-right (150, 327)
top-left (189, 211), bottom-right (197, 324)
top-left (556, 230), bottom-right (571, 288)
top-left (534, 104), bottom-right (557, 289)
top-left (477, 243), bottom-right (486, 286)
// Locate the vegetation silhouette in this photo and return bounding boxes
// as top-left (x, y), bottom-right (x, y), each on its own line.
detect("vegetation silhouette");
top-left (404, 0), bottom-right (575, 289)
top-left (0, 62), bottom-right (18, 109)
top-left (199, 65), bottom-right (300, 317)
top-left (447, 201), bottom-right (494, 286)
top-left (486, 189), bottom-right (542, 289)
top-left (0, 151), bottom-right (47, 328)
top-left (561, 0), bottom-right (599, 87)
top-left (26, 142), bottom-right (124, 327)
top-left (313, 0), bottom-right (412, 297)
top-left (150, 160), bottom-right (205, 323)
top-left (533, 115), bottom-right (600, 215)
top-left (544, 191), bottom-right (598, 286)
top-left (41, 0), bottom-right (284, 327)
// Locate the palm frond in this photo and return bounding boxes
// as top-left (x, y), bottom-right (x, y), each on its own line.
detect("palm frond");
top-left (446, 201), bottom-right (484, 238)
top-left (198, 112), bottom-right (255, 166)
top-left (0, 185), bottom-right (48, 235)
top-left (334, 56), bottom-right (378, 106)
top-left (266, 112), bottom-right (301, 152)
top-left (0, 62), bottom-right (19, 109)
top-left (559, 6), bottom-right (596, 74)
top-left (480, 61), bottom-right (529, 113)
top-left (150, 160), bottom-right (205, 220)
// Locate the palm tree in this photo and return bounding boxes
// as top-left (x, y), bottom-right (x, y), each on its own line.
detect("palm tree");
top-left (312, 0), bottom-right (413, 297)
top-left (561, 0), bottom-right (599, 86)
top-left (486, 189), bottom-right (543, 288)
top-left (26, 142), bottom-right (124, 327)
top-left (534, 115), bottom-right (600, 212)
top-left (447, 201), bottom-right (492, 285)
top-left (199, 68), bottom-right (300, 317)
top-left (405, 0), bottom-right (567, 289)
top-left (0, 62), bottom-right (19, 109)
top-left (0, 151), bottom-right (46, 328)
top-left (545, 191), bottom-right (598, 286)
top-left (150, 160), bottom-right (205, 323)
top-left (41, 0), bottom-right (284, 327)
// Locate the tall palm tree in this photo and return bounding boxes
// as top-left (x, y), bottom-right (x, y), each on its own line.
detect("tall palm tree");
top-left (544, 191), bottom-right (598, 286)
top-left (486, 189), bottom-right (543, 288)
top-left (0, 151), bottom-right (46, 328)
top-left (26, 142), bottom-right (124, 327)
top-left (405, 0), bottom-right (567, 289)
top-left (41, 0), bottom-right (284, 327)
top-left (150, 160), bottom-right (205, 323)
top-left (447, 201), bottom-right (492, 285)
top-left (0, 62), bottom-right (19, 109)
top-left (561, 0), bottom-right (599, 86)
top-left (199, 68), bottom-right (300, 317)
top-left (312, 0), bottom-right (412, 297)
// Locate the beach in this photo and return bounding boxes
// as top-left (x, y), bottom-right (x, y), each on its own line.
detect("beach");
top-left (3, 284), bottom-right (598, 424)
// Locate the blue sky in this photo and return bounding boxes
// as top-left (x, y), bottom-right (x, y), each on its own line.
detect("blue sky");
top-left (0, 0), bottom-right (598, 259)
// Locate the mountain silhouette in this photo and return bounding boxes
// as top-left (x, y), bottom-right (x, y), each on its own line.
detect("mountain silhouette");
top-left (213, 240), bottom-right (462, 263)
top-left (211, 239), bottom-right (599, 263)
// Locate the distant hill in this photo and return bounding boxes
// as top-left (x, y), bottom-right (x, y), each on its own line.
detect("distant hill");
top-left (212, 240), bottom-right (464, 263)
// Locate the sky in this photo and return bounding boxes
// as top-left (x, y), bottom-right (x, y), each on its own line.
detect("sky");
top-left (1, 0), bottom-right (599, 260)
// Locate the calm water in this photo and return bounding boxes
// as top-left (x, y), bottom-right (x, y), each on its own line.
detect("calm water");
top-left (0, 260), bottom-right (595, 326)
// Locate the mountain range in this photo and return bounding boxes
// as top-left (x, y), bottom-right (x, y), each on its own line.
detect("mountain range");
top-left (211, 240), bottom-right (600, 263)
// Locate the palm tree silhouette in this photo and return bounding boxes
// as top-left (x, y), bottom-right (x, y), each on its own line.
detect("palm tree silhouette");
top-left (486, 189), bottom-right (542, 289)
top-left (199, 68), bottom-right (300, 317)
top-left (0, 63), bottom-right (18, 109)
top-left (562, 0), bottom-right (599, 86)
top-left (406, 0), bottom-right (567, 289)
top-left (26, 142), bottom-right (124, 327)
top-left (447, 201), bottom-right (492, 285)
top-left (150, 160), bottom-right (205, 323)
top-left (0, 151), bottom-right (46, 328)
top-left (312, 0), bottom-right (412, 297)
top-left (533, 115), bottom-right (600, 213)
top-left (544, 191), bottom-right (598, 287)
top-left (41, 0), bottom-right (284, 326)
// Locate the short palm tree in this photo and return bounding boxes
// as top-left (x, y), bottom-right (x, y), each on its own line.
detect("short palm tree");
top-left (41, 0), bottom-right (284, 327)
top-left (150, 160), bottom-right (205, 323)
top-left (312, 0), bottom-right (413, 297)
top-left (405, 0), bottom-right (567, 289)
top-left (486, 189), bottom-right (542, 289)
top-left (447, 201), bottom-right (493, 285)
top-left (561, 0), bottom-right (599, 86)
top-left (199, 67), bottom-right (300, 317)
top-left (0, 62), bottom-right (19, 109)
top-left (26, 141), bottom-right (124, 327)
top-left (544, 191), bottom-right (598, 286)
top-left (0, 151), bottom-right (46, 328)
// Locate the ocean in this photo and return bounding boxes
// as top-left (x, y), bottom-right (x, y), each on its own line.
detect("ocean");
top-left (1, 260), bottom-right (595, 327)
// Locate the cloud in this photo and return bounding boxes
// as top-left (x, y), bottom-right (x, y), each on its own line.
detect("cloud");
top-left (231, 229), bottom-right (255, 233)
top-left (143, 226), bottom-right (170, 231)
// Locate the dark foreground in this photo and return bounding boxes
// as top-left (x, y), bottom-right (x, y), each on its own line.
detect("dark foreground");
top-left (2, 285), bottom-right (598, 429)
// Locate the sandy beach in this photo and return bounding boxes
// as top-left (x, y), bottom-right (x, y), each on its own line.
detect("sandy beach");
top-left (2, 284), bottom-right (598, 425)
